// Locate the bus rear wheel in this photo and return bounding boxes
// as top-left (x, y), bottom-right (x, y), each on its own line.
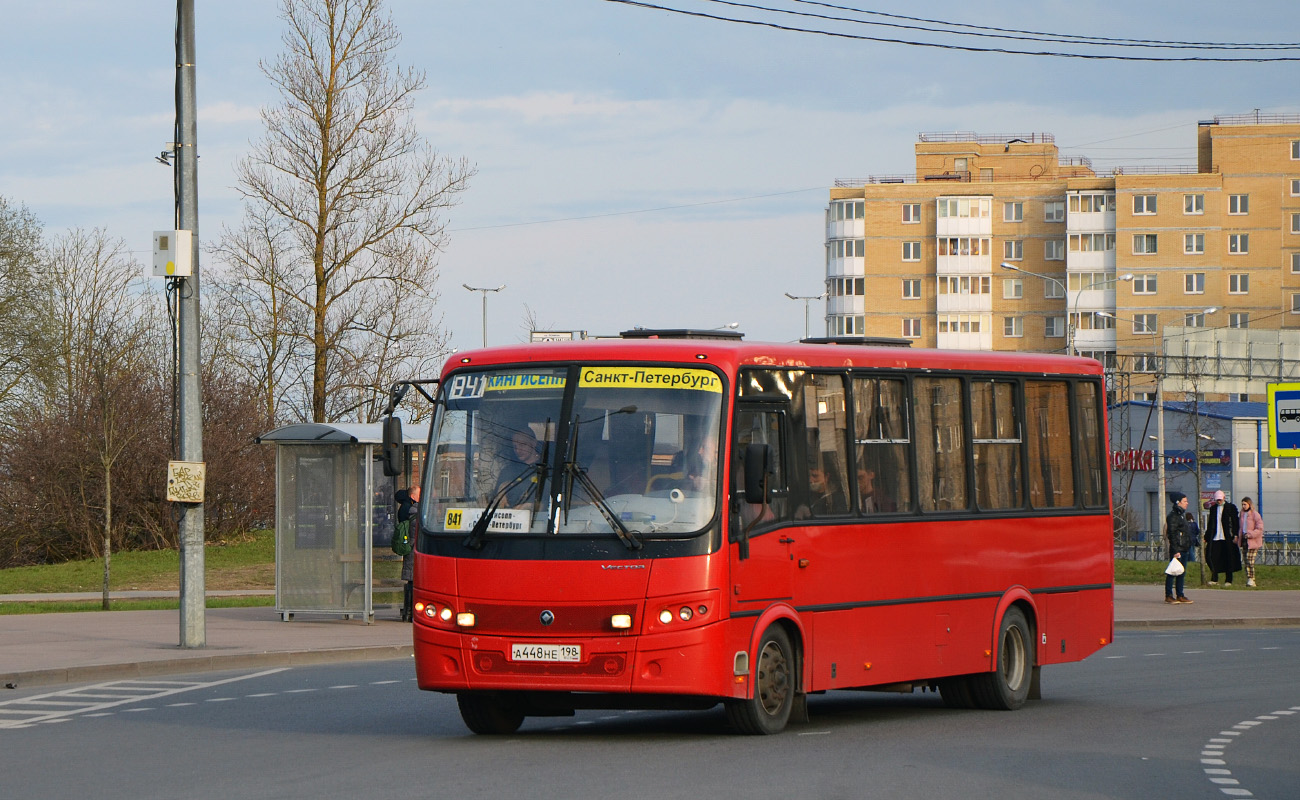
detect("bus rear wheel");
top-left (725, 626), bottom-right (796, 735)
top-left (971, 607), bottom-right (1033, 710)
top-left (457, 692), bottom-right (525, 735)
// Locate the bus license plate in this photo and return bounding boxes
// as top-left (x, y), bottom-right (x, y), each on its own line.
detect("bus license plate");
top-left (511, 643), bottom-right (581, 663)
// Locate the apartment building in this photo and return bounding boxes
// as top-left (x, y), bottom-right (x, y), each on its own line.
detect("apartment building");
top-left (824, 115), bottom-right (1300, 401)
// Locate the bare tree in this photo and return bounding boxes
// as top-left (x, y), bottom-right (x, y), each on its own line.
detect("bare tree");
top-left (219, 0), bottom-right (472, 423)
top-left (39, 229), bottom-right (160, 607)
top-left (0, 197), bottom-right (46, 419)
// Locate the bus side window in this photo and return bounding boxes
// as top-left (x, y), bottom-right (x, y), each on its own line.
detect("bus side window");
top-left (911, 377), bottom-right (966, 512)
top-left (1025, 381), bottom-right (1075, 508)
top-left (733, 408), bottom-right (790, 525)
top-left (853, 376), bottom-right (913, 513)
top-left (795, 374), bottom-right (850, 519)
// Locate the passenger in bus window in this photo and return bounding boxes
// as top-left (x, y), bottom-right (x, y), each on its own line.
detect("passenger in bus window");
top-left (857, 466), bottom-right (896, 513)
top-left (495, 427), bottom-right (542, 507)
top-left (800, 463), bottom-right (847, 518)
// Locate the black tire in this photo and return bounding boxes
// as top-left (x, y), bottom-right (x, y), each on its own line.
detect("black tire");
top-left (725, 626), bottom-right (796, 735)
top-left (937, 675), bottom-right (978, 709)
top-left (971, 607), bottom-right (1034, 710)
top-left (457, 692), bottom-right (525, 735)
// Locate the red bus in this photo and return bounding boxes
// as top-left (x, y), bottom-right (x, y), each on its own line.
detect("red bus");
top-left (398, 331), bottom-right (1113, 734)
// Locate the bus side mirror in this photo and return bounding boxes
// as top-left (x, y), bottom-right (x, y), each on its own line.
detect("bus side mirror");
top-left (381, 415), bottom-right (403, 477)
top-left (743, 442), bottom-right (772, 504)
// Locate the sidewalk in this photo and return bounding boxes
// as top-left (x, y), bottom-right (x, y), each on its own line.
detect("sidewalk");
top-left (2, 585), bottom-right (1298, 689)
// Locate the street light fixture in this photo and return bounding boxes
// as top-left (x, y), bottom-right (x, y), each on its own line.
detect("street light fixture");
top-left (784, 291), bottom-right (827, 340)
top-left (999, 262), bottom-right (1132, 356)
top-left (463, 283), bottom-right (505, 348)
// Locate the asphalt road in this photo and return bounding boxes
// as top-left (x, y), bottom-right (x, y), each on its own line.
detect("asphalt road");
top-left (3, 628), bottom-right (1297, 800)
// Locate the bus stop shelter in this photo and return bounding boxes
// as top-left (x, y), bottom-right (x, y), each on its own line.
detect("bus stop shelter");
top-left (256, 422), bottom-right (427, 623)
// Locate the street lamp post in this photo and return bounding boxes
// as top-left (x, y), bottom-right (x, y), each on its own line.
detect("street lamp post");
top-left (999, 262), bottom-right (1132, 356)
top-left (784, 292), bottom-right (826, 340)
top-left (463, 283), bottom-right (505, 348)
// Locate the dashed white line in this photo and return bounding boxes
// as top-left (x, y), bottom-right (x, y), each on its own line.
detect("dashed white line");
top-left (1201, 704), bottom-right (1298, 797)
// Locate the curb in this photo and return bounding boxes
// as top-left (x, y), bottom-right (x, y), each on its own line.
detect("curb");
top-left (0, 645), bottom-right (413, 690)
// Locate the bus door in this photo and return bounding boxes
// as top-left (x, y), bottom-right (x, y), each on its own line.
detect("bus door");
top-left (728, 404), bottom-right (796, 613)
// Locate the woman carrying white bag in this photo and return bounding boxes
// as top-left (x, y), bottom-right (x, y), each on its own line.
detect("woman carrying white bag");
top-left (1164, 492), bottom-right (1194, 604)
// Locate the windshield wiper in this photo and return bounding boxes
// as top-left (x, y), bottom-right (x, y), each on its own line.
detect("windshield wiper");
top-left (560, 414), bottom-right (642, 551)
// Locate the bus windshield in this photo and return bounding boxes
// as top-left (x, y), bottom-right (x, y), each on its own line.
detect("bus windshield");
top-left (424, 365), bottom-right (724, 541)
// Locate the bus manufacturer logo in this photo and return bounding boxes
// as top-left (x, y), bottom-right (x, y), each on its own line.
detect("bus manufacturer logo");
top-left (540, 610), bottom-right (554, 626)
top-left (600, 564), bottom-right (646, 570)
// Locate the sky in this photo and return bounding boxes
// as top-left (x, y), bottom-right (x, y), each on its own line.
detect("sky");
top-left (2, 0), bottom-right (1299, 352)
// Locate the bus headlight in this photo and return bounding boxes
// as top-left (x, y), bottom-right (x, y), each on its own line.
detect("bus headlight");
top-left (611, 614), bottom-right (632, 629)
top-left (456, 612), bottom-right (476, 628)
top-left (659, 609), bottom-right (674, 625)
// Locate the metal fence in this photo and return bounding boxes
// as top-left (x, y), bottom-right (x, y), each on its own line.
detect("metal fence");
top-left (1116, 532), bottom-right (1300, 566)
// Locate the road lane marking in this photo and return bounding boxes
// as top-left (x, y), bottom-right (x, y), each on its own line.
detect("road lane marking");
top-left (0, 668), bottom-right (288, 730)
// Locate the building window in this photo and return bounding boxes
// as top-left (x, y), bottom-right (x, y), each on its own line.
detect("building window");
top-left (1045, 317), bottom-right (1065, 338)
top-left (1134, 353), bottom-right (1158, 373)
top-left (834, 315), bottom-right (866, 335)
top-left (828, 238), bottom-right (865, 259)
top-left (1292, 293), bottom-right (1300, 314)
top-left (902, 203), bottom-right (921, 223)
top-left (938, 315), bottom-right (984, 333)
top-left (1003, 278), bottom-right (1023, 299)
top-left (902, 241), bottom-right (922, 261)
top-left (1292, 213), bottom-right (1300, 234)
top-left (1004, 201), bottom-right (1023, 222)
top-left (1070, 193), bottom-right (1112, 213)
top-left (1293, 140), bottom-right (1300, 160)
top-left (1133, 194), bottom-right (1157, 215)
top-left (829, 277), bottom-right (865, 297)
top-left (1133, 234), bottom-right (1158, 254)
top-left (1045, 240), bottom-right (1064, 260)
top-left (1229, 194), bottom-right (1249, 215)
top-left (937, 237), bottom-right (991, 256)
top-left (981, 168), bottom-right (993, 181)
top-left (1134, 313), bottom-right (1157, 334)
top-left (1229, 234), bottom-right (1249, 254)
top-left (902, 318), bottom-right (921, 338)
top-left (1292, 179), bottom-right (1300, 196)
top-left (954, 158), bottom-right (968, 173)
top-left (1132, 274), bottom-right (1157, 294)
top-left (1184, 273), bottom-right (1205, 294)
top-left (1293, 253), bottom-right (1300, 274)
top-left (1003, 317), bottom-right (1023, 337)
top-left (1184, 233), bottom-right (1204, 254)
top-left (1230, 312), bottom-right (1250, 329)
top-left (1070, 233), bottom-right (1114, 252)
top-left (1044, 201), bottom-right (1065, 223)
top-left (1003, 239), bottom-right (1023, 260)
top-left (1229, 273), bottom-right (1249, 294)
top-left (939, 276), bottom-right (991, 295)
top-left (902, 279), bottom-right (922, 299)
top-left (1185, 312), bottom-right (1206, 327)
top-left (937, 198), bottom-right (991, 218)
top-left (830, 200), bottom-right (864, 220)
top-left (1184, 194), bottom-right (1204, 214)
top-left (1044, 280), bottom-right (1064, 299)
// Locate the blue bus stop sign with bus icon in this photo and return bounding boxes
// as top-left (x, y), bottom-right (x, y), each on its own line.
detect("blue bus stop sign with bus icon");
top-left (1268, 383), bottom-right (1300, 457)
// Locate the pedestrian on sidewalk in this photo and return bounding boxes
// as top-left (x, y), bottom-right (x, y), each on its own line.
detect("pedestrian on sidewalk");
top-left (1165, 492), bottom-right (1194, 604)
top-left (1239, 496), bottom-right (1264, 588)
top-left (1204, 490), bottom-right (1241, 587)
top-left (400, 486), bottom-right (420, 622)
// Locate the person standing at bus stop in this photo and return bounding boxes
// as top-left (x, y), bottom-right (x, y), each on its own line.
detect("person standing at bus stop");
top-left (1239, 496), bottom-right (1264, 588)
top-left (398, 486), bottom-right (420, 621)
top-left (1204, 490), bottom-right (1241, 586)
top-left (1165, 492), bottom-right (1194, 604)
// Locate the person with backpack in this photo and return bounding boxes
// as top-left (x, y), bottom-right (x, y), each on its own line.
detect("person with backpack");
top-left (393, 486), bottom-right (419, 621)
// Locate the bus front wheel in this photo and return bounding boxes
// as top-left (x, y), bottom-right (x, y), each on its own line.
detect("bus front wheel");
top-left (457, 692), bottom-right (525, 735)
top-left (971, 607), bottom-right (1033, 710)
top-left (725, 625), bottom-right (796, 735)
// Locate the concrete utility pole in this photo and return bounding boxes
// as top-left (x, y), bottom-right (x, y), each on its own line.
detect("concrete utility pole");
top-left (176, 0), bottom-right (205, 648)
